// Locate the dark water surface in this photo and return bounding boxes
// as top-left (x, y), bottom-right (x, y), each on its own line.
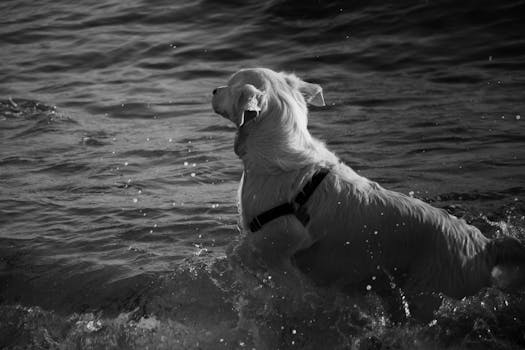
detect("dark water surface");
top-left (1, 0), bottom-right (525, 349)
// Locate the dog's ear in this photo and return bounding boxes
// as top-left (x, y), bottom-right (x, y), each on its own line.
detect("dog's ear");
top-left (297, 81), bottom-right (325, 107)
top-left (236, 84), bottom-right (265, 127)
top-left (285, 75), bottom-right (325, 107)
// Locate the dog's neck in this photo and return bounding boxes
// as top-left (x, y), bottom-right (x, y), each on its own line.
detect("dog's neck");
top-left (235, 106), bottom-right (338, 175)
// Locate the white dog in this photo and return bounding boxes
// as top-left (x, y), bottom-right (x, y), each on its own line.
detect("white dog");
top-left (212, 67), bottom-right (524, 300)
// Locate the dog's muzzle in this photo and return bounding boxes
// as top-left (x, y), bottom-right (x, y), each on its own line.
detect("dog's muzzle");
top-left (211, 86), bottom-right (228, 116)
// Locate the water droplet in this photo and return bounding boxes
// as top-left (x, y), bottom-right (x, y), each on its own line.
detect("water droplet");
top-left (133, 198), bottom-right (138, 203)
top-left (168, 138), bottom-right (173, 142)
top-left (292, 329), bottom-right (297, 334)
top-left (190, 173), bottom-right (196, 177)
top-left (184, 161), bottom-right (189, 166)
top-left (366, 285), bottom-right (372, 291)
top-left (373, 230), bottom-right (378, 235)
top-left (409, 191), bottom-right (414, 197)
top-left (516, 115), bottom-right (521, 120)
top-left (138, 190), bottom-right (142, 194)
top-left (124, 162), bottom-right (128, 166)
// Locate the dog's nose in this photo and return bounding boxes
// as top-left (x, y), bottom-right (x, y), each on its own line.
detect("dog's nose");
top-left (212, 88), bottom-right (218, 95)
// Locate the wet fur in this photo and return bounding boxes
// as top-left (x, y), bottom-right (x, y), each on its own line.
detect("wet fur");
top-left (212, 68), bottom-right (525, 298)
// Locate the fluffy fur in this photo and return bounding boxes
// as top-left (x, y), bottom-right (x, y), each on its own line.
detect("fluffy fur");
top-left (212, 67), bottom-right (525, 298)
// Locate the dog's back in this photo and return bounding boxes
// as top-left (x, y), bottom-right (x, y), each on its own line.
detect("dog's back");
top-left (297, 162), bottom-right (525, 296)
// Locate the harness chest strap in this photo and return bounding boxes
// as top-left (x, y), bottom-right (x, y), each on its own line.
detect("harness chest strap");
top-left (248, 168), bottom-right (330, 232)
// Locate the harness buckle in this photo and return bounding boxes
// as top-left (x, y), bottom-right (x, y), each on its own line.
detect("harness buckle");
top-left (295, 190), bottom-right (308, 206)
top-left (294, 205), bottom-right (310, 226)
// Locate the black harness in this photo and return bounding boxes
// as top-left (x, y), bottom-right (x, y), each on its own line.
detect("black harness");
top-left (248, 168), bottom-right (330, 232)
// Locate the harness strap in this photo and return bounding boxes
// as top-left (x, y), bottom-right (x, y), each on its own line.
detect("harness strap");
top-left (248, 168), bottom-right (329, 232)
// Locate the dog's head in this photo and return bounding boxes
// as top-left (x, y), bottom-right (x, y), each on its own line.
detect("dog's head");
top-left (211, 68), bottom-right (325, 128)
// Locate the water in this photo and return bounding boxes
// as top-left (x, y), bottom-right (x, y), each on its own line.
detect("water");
top-left (1, 0), bottom-right (525, 348)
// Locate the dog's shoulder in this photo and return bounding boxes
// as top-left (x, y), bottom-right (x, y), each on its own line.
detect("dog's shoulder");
top-left (318, 162), bottom-right (376, 200)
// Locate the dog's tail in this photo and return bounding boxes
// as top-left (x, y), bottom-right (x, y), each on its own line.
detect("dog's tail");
top-left (488, 236), bottom-right (525, 290)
